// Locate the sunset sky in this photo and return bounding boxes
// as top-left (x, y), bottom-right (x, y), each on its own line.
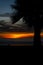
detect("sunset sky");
top-left (0, 0), bottom-right (16, 14)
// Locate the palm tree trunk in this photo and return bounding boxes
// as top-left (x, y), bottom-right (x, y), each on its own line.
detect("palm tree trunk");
top-left (34, 27), bottom-right (41, 47)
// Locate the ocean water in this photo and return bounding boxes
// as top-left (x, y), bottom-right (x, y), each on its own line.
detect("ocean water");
top-left (0, 38), bottom-right (33, 45)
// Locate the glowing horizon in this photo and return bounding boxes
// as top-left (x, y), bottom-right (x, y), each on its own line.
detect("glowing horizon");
top-left (0, 32), bottom-right (43, 39)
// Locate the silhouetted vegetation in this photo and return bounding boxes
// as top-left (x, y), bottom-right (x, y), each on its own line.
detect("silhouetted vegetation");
top-left (11, 0), bottom-right (43, 47)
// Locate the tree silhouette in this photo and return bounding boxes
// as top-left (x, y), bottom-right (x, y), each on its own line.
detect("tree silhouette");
top-left (11, 0), bottom-right (43, 47)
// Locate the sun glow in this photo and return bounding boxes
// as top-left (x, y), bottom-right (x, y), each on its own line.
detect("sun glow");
top-left (0, 32), bottom-right (43, 39)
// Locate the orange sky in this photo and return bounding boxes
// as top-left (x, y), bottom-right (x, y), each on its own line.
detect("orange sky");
top-left (0, 32), bottom-right (43, 39)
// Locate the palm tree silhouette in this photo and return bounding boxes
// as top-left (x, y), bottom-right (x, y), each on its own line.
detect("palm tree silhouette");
top-left (11, 0), bottom-right (43, 47)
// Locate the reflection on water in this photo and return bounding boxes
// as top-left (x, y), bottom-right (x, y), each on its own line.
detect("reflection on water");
top-left (0, 38), bottom-right (33, 45)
